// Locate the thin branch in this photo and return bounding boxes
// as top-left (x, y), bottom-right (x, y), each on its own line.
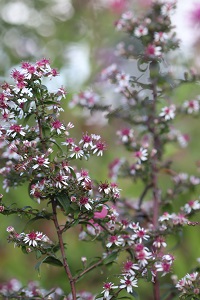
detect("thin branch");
top-left (51, 200), bottom-right (77, 300)
top-left (74, 258), bottom-right (104, 282)
top-left (138, 182), bottom-right (153, 209)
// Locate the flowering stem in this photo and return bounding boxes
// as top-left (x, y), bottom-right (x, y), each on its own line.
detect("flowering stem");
top-left (150, 69), bottom-right (160, 300)
top-left (51, 200), bottom-right (76, 299)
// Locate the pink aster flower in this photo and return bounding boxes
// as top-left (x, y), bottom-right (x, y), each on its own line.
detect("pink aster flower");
top-left (135, 147), bottom-right (148, 164)
top-left (159, 105), bottom-right (176, 120)
top-left (7, 124), bottom-right (26, 138)
top-left (132, 227), bottom-right (150, 243)
top-left (51, 120), bottom-right (65, 134)
top-left (79, 133), bottom-right (93, 148)
top-left (101, 282), bottom-right (118, 299)
top-left (119, 275), bottom-right (138, 293)
top-left (183, 100), bottom-right (199, 114)
top-left (70, 146), bottom-right (84, 159)
top-left (23, 231), bottom-right (46, 247)
top-left (79, 196), bottom-right (93, 210)
top-left (117, 128), bottom-right (134, 143)
top-left (153, 236), bottom-right (167, 248)
top-left (92, 140), bottom-right (106, 156)
top-left (106, 235), bottom-right (123, 248)
top-left (183, 200), bottom-right (200, 214)
top-left (123, 260), bottom-right (140, 276)
top-left (54, 171), bottom-right (68, 188)
top-left (116, 72), bottom-right (130, 92)
top-left (145, 44), bottom-right (162, 57)
top-left (32, 155), bottom-right (50, 169)
top-left (134, 25), bottom-right (148, 37)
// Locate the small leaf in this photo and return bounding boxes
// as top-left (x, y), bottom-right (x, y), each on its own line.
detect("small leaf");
top-left (36, 250), bottom-right (42, 259)
top-left (42, 256), bottom-right (63, 267)
top-left (103, 251), bottom-right (118, 265)
top-left (35, 256), bottom-right (63, 274)
top-left (56, 193), bottom-right (71, 214)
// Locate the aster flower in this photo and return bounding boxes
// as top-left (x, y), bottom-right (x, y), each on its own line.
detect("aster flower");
top-left (132, 227), bottom-right (150, 243)
top-left (101, 282), bottom-right (118, 299)
top-left (134, 25), bottom-right (148, 37)
top-left (134, 147), bottom-right (148, 164)
top-left (183, 100), bottom-right (199, 114)
top-left (183, 200), bottom-right (200, 214)
top-left (106, 235), bottom-right (123, 248)
top-left (32, 155), bottom-right (50, 169)
top-left (119, 275), bottom-right (138, 293)
top-left (23, 231), bottom-right (46, 247)
top-left (7, 124), bottom-right (26, 138)
top-left (159, 105), bottom-right (176, 120)
top-left (51, 120), bottom-right (66, 134)
top-left (70, 146), bottom-right (84, 159)
top-left (116, 128), bottom-right (134, 143)
top-left (79, 196), bottom-right (93, 210)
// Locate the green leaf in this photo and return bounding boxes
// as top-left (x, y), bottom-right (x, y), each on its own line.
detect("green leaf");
top-left (56, 193), bottom-right (71, 214)
top-left (35, 256), bottom-right (63, 274)
top-left (42, 256), bottom-right (63, 267)
top-left (103, 251), bottom-right (118, 265)
top-left (36, 250), bottom-right (42, 259)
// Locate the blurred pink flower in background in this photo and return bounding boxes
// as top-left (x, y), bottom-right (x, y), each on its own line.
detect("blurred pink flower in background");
top-left (189, 3), bottom-right (200, 26)
top-left (109, 0), bottom-right (128, 14)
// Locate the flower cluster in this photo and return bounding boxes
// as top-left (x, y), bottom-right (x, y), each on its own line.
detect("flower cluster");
top-left (6, 226), bottom-right (53, 253)
top-left (115, 1), bottom-right (179, 60)
top-left (0, 278), bottom-right (64, 299)
top-left (175, 272), bottom-right (200, 297)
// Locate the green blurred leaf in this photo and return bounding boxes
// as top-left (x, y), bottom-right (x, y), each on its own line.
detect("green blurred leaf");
top-left (56, 192), bottom-right (70, 214)
top-left (103, 251), bottom-right (118, 265)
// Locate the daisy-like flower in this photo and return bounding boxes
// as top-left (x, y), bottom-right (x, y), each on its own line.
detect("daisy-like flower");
top-left (51, 120), bottom-right (65, 135)
top-left (145, 44), bottom-right (162, 57)
top-left (70, 146), bottom-right (84, 159)
top-left (158, 212), bottom-right (172, 222)
top-left (116, 128), bottom-right (134, 143)
top-left (98, 182), bottom-right (111, 194)
top-left (32, 155), bottom-right (50, 170)
top-left (159, 105), bottom-right (176, 120)
top-left (92, 140), bottom-right (106, 156)
top-left (79, 133), bottom-right (93, 149)
top-left (183, 200), bottom-right (200, 214)
top-left (101, 282), bottom-right (118, 299)
top-left (154, 32), bottom-right (168, 42)
top-left (132, 227), bottom-right (150, 243)
top-left (106, 235), bottom-right (123, 248)
top-left (135, 147), bottom-right (148, 164)
top-left (79, 196), bottom-right (93, 210)
top-left (76, 169), bottom-right (90, 182)
top-left (120, 275), bottom-right (138, 293)
top-left (183, 100), bottom-right (199, 114)
top-left (153, 236), bottom-right (167, 248)
top-left (54, 171), bottom-right (68, 189)
top-left (161, 1), bottom-right (176, 16)
top-left (7, 124), bottom-right (26, 138)
top-left (123, 260), bottom-right (140, 276)
top-left (23, 231), bottom-right (46, 247)
top-left (134, 25), bottom-right (148, 37)
top-left (116, 72), bottom-right (130, 92)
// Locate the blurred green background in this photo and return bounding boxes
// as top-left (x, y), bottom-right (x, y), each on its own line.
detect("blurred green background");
top-left (0, 0), bottom-right (200, 298)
